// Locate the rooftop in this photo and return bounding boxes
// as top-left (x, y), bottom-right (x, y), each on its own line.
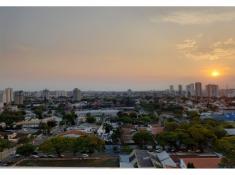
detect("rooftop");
top-left (225, 128), bottom-right (235, 135)
top-left (181, 157), bottom-right (221, 168)
top-left (135, 150), bottom-right (154, 168)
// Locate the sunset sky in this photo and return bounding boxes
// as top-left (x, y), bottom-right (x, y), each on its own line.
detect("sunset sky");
top-left (1, 7), bottom-right (235, 91)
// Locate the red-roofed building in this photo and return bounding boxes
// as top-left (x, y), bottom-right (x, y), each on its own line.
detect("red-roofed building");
top-left (151, 126), bottom-right (164, 135)
top-left (180, 157), bottom-right (221, 168)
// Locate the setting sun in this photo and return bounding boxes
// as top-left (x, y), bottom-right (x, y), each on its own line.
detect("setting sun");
top-left (211, 70), bottom-right (220, 77)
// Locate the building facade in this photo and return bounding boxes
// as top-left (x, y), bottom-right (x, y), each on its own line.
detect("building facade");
top-left (206, 84), bottom-right (219, 98)
top-left (72, 88), bottom-right (81, 101)
top-left (14, 91), bottom-right (24, 105)
top-left (186, 83), bottom-right (195, 97)
top-left (178, 84), bottom-right (183, 96)
top-left (195, 82), bottom-right (202, 97)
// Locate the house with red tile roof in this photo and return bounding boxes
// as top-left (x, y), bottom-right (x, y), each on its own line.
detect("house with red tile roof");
top-left (180, 157), bottom-right (221, 168)
top-left (170, 153), bottom-right (222, 168)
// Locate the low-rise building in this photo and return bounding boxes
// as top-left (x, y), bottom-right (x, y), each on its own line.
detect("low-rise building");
top-left (225, 128), bottom-right (235, 136)
top-left (120, 149), bottom-right (176, 168)
top-left (171, 153), bottom-right (221, 168)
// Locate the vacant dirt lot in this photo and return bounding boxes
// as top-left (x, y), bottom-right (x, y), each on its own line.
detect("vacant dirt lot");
top-left (15, 157), bottom-right (119, 167)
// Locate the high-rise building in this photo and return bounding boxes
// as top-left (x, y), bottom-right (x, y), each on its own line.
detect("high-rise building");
top-left (14, 91), bottom-right (24, 105)
top-left (169, 85), bottom-right (175, 96)
top-left (178, 84), bottom-right (183, 96)
top-left (127, 89), bottom-right (133, 97)
top-left (4, 88), bottom-right (13, 104)
top-left (195, 82), bottom-right (202, 97)
top-left (56, 90), bottom-right (67, 97)
top-left (72, 88), bottom-right (81, 101)
top-left (0, 91), bottom-right (5, 104)
top-left (186, 83), bottom-right (195, 97)
top-left (206, 84), bottom-right (219, 98)
top-left (42, 89), bottom-right (50, 100)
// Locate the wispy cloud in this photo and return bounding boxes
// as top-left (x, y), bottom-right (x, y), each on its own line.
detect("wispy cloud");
top-left (177, 37), bottom-right (235, 61)
top-left (151, 11), bottom-right (235, 25)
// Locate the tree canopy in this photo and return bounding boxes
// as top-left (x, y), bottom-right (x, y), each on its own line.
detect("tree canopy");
top-left (0, 138), bottom-right (11, 152)
top-left (133, 130), bottom-right (154, 147)
top-left (86, 115), bottom-right (96, 123)
top-left (0, 110), bottom-right (25, 126)
top-left (62, 112), bottom-right (77, 126)
top-left (16, 144), bottom-right (36, 156)
top-left (39, 135), bottom-right (105, 156)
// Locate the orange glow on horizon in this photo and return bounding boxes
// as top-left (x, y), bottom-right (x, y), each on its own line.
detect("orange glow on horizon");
top-left (211, 70), bottom-right (221, 77)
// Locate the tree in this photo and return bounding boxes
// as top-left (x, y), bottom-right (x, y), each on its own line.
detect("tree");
top-left (215, 136), bottom-right (235, 168)
top-left (0, 138), bottom-right (10, 152)
top-left (86, 115), bottom-right (96, 123)
top-left (16, 144), bottom-right (35, 156)
top-left (213, 126), bottom-right (226, 139)
top-left (0, 110), bottom-right (25, 127)
top-left (40, 120), bottom-right (57, 135)
top-left (39, 136), bottom-right (70, 157)
top-left (39, 135), bottom-right (105, 156)
top-left (68, 138), bottom-right (82, 156)
top-left (164, 121), bottom-right (179, 131)
top-left (47, 120), bottom-right (57, 128)
top-left (62, 112), bottom-right (77, 126)
top-left (139, 116), bottom-right (152, 125)
top-left (219, 149), bottom-right (235, 168)
top-left (118, 115), bottom-right (132, 124)
top-left (176, 129), bottom-right (196, 150)
top-left (68, 135), bottom-right (105, 155)
top-left (157, 131), bottom-right (178, 149)
top-left (214, 136), bottom-right (235, 154)
top-left (78, 135), bottom-right (105, 153)
top-left (188, 124), bottom-right (216, 152)
top-left (129, 112), bottom-right (137, 119)
top-left (111, 128), bottom-right (121, 144)
top-left (133, 130), bottom-right (154, 147)
top-left (33, 105), bottom-right (45, 119)
top-left (187, 111), bottom-right (200, 121)
top-left (18, 135), bottom-right (33, 144)
top-left (103, 123), bottom-right (113, 133)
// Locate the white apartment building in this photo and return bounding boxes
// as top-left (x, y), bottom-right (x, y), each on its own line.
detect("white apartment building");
top-left (0, 88), bottom-right (13, 104)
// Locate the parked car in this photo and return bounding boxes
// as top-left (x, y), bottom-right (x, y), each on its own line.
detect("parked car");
top-left (31, 155), bottom-right (39, 158)
top-left (39, 154), bottom-right (48, 158)
top-left (82, 154), bottom-right (89, 158)
top-left (32, 151), bottom-right (38, 155)
top-left (59, 154), bottom-right (65, 158)
top-left (15, 154), bottom-right (21, 158)
top-left (48, 154), bottom-right (56, 158)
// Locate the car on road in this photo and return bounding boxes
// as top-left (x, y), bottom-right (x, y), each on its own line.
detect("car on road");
top-left (15, 154), bottom-right (21, 158)
top-left (48, 154), bottom-right (56, 158)
top-left (31, 155), bottom-right (39, 158)
top-left (82, 154), bottom-right (89, 158)
top-left (59, 154), bottom-right (65, 158)
top-left (39, 154), bottom-right (48, 158)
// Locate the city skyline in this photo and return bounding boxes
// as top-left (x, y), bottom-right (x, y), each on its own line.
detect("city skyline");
top-left (1, 7), bottom-right (235, 90)
top-left (0, 81), bottom-right (226, 92)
